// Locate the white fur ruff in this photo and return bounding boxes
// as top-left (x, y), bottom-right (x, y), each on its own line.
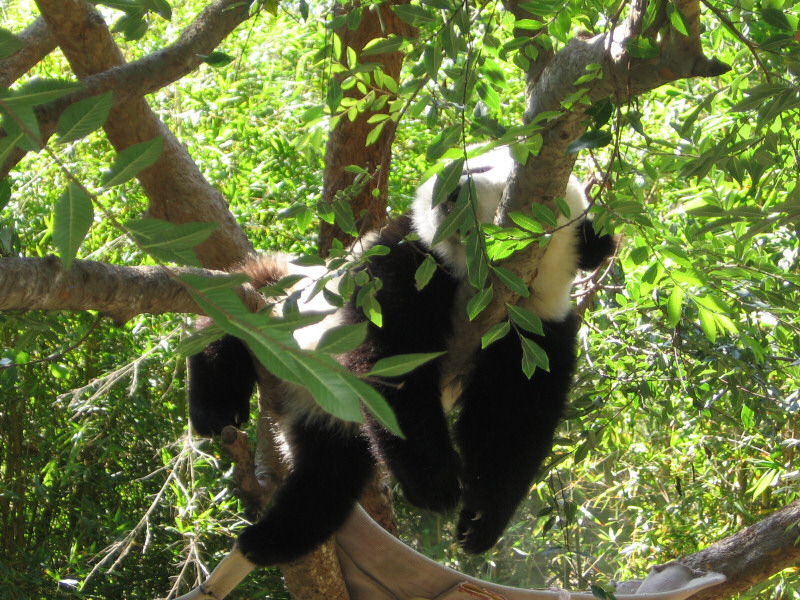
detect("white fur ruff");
top-left (412, 146), bottom-right (589, 321)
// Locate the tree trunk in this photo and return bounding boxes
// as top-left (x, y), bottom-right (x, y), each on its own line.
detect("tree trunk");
top-left (319, 0), bottom-right (415, 255)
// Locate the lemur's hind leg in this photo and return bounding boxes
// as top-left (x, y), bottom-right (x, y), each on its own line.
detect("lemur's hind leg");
top-left (236, 418), bottom-right (374, 565)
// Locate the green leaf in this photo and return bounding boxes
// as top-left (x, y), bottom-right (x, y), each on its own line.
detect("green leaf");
top-left (415, 254), bottom-right (438, 290)
top-left (392, 4), bottom-right (437, 26)
top-left (530, 204), bottom-right (558, 228)
top-left (697, 306), bottom-right (717, 343)
top-left (0, 28), bottom-right (23, 60)
top-left (365, 121), bottom-right (384, 147)
top-left (327, 79), bottom-right (343, 113)
top-left (740, 404), bottom-right (755, 430)
top-left (332, 197), bottom-right (357, 236)
top-left (149, 0), bottom-right (173, 20)
top-left (465, 228), bottom-right (489, 289)
top-left (567, 129), bottom-right (613, 153)
top-left (315, 322), bottom-right (368, 354)
top-left (422, 39), bottom-right (443, 80)
top-left (506, 304), bottom-right (544, 335)
top-left (1, 104), bottom-right (41, 150)
top-left (426, 125), bottom-right (461, 162)
top-left (359, 287), bottom-right (383, 327)
top-left (520, 335), bottom-right (549, 377)
top-left (97, 1), bottom-right (140, 12)
top-left (666, 286), bottom-right (683, 328)
top-left (467, 286), bottom-right (494, 320)
top-left (625, 36), bottom-right (660, 59)
top-left (432, 158), bottom-right (464, 207)
top-left (176, 321), bottom-right (225, 357)
top-left (126, 218), bottom-right (217, 266)
top-left (760, 8), bottom-right (792, 31)
top-left (509, 212), bottom-right (544, 234)
top-left (367, 352), bottom-right (445, 377)
top-left (361, 36), bottom-right (408, 56)
top-left (56, 91), bottom-right (113, 144)
top-left (200, 52), bottom-right (235, 67)
top-left (481, 320), bottom-right (510, 348)
top-left (750, 468), bottom-right (779, 499)
top-left (0, 132), bottom-right (24, 167)
top-left (431, 186), bottom-right (473, 247)
top-left (666, 2), bottom-right (690, 36)
top-left (101, 136), bottom-right (163, 188)
top-left (491, 265), bottom-right (530, 297)
top-left (0, 78), bottom-right (84, 108)
top-left (53, 183), bottom-right (94, 270)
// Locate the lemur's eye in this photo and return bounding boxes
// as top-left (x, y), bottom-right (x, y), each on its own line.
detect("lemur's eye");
top-left (445, 185), bottom-right (461, 206)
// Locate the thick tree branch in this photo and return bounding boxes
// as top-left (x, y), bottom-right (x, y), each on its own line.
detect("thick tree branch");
top-left (462, 0), bottom-right (732, 342)
top-left (27, 0), bottom-right (252, 144)
top-left (0, 1), bottom-right (253, 182)
top-left (10, 1), bottom-right (254, 270)
top-left (0, 17), bottom-right (56, 88)
top-left (0, 256), bottom-right (265, 325)
top-left (678, 499), bottom-right (800, 600)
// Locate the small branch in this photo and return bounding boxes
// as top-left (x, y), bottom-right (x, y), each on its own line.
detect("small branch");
top-left (220, 426), bottom-right (274, 519)
top-left (0, 256), bottom-right (264, 325)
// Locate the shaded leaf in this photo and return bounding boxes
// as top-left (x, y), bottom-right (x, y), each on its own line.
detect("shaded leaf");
top-left (368, 352), bottom-right (445, 377)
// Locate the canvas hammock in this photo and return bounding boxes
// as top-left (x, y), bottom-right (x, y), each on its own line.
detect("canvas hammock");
top-left (335, 506), bottom-right (725, 600)
top-left (176, 505), bottom-right (726, 600)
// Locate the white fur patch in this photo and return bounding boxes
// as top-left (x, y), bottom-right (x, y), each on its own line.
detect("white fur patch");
top-left (271, 261), bottom-right (343, 350)
top-left (411, 146), bottom-right (590, 320)
top-left (411, 148), bottom-right (513, 278)
top-left (523, 176), bottom-right (589, 321)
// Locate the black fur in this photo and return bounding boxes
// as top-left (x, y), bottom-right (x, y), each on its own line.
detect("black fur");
top-left (187, 186), bottom-right (615, 566)
top-left (188, 333), bottom-right (256, 436)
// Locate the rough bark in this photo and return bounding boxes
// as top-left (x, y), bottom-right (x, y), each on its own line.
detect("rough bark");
top-left (0, 256), bottom-right (264, 325)
top-left (463, 0), bottom-right (731, 344)
top-left (319, 0), bottom-right (416, 254)
top-left (32, 0), bottom-right (253, 270)
top-left (678, 499), bottom-right (800, 600)
top-left (0, 17), bottom-right (56, 88)
top-left (0, 0), bottom-right (253, 175)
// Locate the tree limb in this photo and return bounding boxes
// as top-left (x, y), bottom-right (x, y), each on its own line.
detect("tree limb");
top-left (13, 1), bottom-right (254, 270)
top-left (19, 0), bottom-right (254, 147)
top-left (678, 499), bottom-right (800, 600)
top-left (0, 256), bottom-right (264, 325)
top-left (463, 0), bottom-right (732, 341)
top-left (0, 17), bottom-right (56, 88)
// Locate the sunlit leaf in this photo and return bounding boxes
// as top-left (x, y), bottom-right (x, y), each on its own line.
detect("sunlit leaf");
top-left (56, 91), bottom-right (113, 144)
top-left (101, 136), bottom-right (163, 188)
top-left (53, 183), bottom-right (94, 270)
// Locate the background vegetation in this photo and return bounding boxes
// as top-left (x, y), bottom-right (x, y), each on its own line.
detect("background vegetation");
top-left (0, 0), bottom-right (798, 599)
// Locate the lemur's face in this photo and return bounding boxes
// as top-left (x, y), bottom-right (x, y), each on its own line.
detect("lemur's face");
top-left (416, 157), bottom-right (511, 246)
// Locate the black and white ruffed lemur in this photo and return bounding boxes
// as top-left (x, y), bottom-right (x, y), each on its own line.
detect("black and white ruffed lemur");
top-left (187, 146), bottom-right (616, 566)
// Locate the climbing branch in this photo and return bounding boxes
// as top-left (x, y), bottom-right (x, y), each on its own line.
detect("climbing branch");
top-left (678, 499), bottom-right (800, 600)
top-left (466, 0), bottom-right (731, 338)
top-left (0, 256), bottom-right (264, 325)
